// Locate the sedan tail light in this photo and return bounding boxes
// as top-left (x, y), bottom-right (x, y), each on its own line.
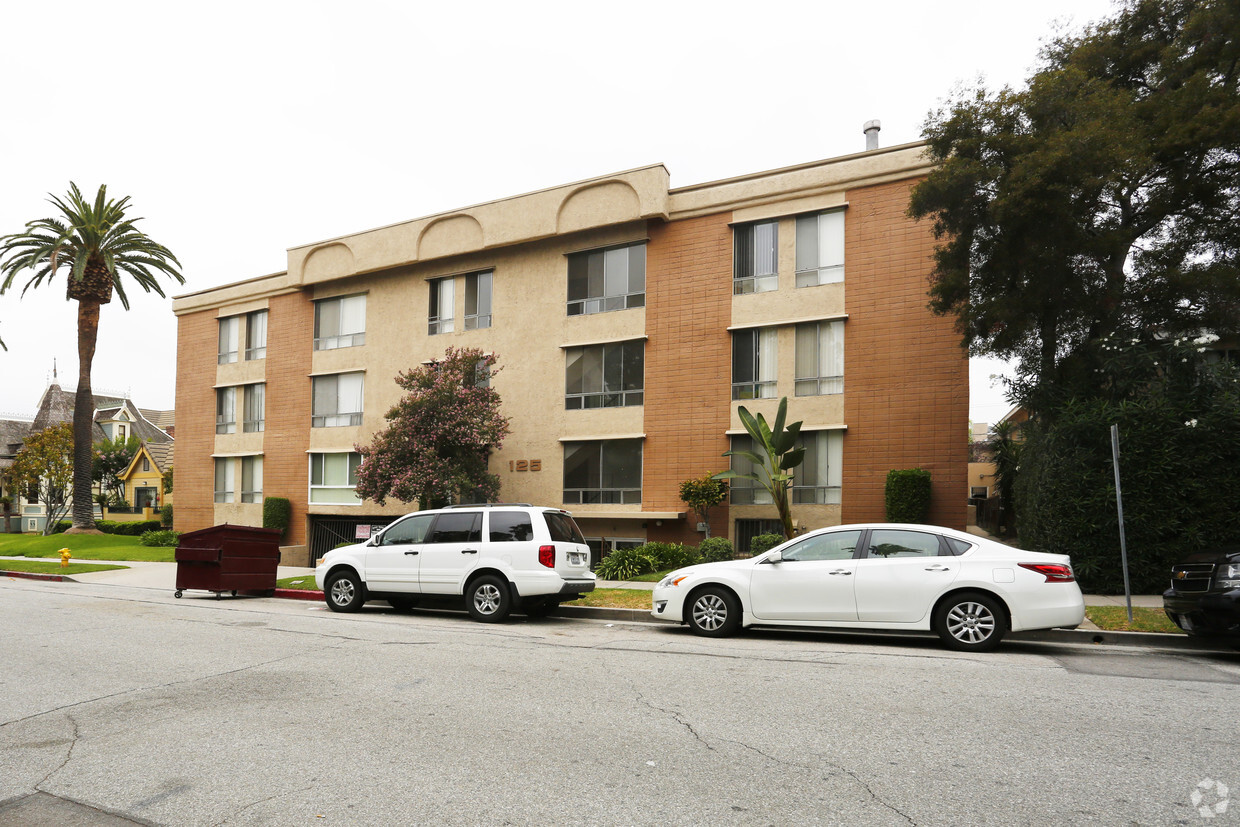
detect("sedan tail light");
top-left (538, 545), bottom-right (555, 568)
top-left (1018, 562), bottom-right (1075, 583)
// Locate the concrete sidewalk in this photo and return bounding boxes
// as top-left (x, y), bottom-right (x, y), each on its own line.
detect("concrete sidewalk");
top-left (0, 557), bottom-right (315, 592)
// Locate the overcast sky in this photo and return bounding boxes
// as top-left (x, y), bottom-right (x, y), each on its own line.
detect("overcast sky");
top-left (0, 0), bottom-right (1118, 425)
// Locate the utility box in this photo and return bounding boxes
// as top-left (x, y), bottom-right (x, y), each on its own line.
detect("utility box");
top-left (174, 524), bottom-right (282, 599)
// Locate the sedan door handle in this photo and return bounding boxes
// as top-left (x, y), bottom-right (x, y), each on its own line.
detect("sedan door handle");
top-left (461, 549), bottom-right (479, 555)
top-left (404, 550), bottom-right (419, 556)
top-left (924, 564), bottom-right (951, 571)
top-left (828, 569), bottom-right (852, 576)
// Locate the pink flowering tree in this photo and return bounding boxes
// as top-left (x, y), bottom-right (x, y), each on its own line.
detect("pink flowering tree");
top-left (355, 347), bottom-right (510, 509)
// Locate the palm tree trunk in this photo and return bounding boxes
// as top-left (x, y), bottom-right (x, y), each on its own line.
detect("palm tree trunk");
top-left (67, 299), bottom-right (101, 533)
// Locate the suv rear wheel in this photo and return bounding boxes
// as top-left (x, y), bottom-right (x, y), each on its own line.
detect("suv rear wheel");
top-left (467, 575), bottom-right (512, 623)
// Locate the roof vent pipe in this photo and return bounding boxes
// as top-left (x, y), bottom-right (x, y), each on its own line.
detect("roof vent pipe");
top-left (863, 119), bottom-right (881, 151)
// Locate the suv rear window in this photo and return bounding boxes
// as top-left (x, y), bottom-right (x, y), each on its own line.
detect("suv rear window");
top-left (489, 511), bottom-right (534, 542)
top-left (543, 511), bottom-right (586, 544)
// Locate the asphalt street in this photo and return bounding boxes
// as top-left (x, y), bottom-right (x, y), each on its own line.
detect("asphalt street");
top-left (1, 576), bottom-right (1237, 826)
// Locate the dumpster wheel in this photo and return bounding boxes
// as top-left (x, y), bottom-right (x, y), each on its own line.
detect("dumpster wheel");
top-left (174, 590), bottom-right (183, 598)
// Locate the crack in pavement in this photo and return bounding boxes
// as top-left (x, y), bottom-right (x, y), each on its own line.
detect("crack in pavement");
top-left (0, 647), bottom-right (340, 730)
top-left (35, 713), bottom-right (80, 790)
top-left (630, 688), bottom-right (715, 751)
top-left (209, 783), bottom-right (317, 826)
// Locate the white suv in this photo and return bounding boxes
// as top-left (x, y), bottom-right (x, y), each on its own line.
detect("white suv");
top-left (315, 504), bottom-right (595, 622)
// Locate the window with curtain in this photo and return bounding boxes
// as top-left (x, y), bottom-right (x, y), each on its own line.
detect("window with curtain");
top-left (565, 340), bottom-right (644, 409)
top-left (796, 210), bottom-right (845, 286)
top-left (727, 435), bottom-right (773, 505)
top-left (562, 439), bottom-right (642, 504)
top-left (795, 320), bottom-right (845, 396)
top-left (309, 452), bottom-right (362, 504)
top-left (243, 383), bottom-right (265, 432)
top-left (792, 430), bottom-right (843, 504)
top-left (245, 310), bottom-right (268, 360)
top-left (566, 242), bottom-right (646, 315)
top-left (465, 271), bottom-right (493, 330)
top-left (215, 387), bottom-right (236, 434)
top-left (312, 373), bottom-right (364, 427)
top-left (217, 317), bottom-right (239, 364)
top-left (241, 456), bottom-right (263, 503)
top-left (314, 294), bottom-right (366, 350)
top-left (429, 277), bottom-right (455, 334)
top-left (213, 458), bottom-right (235, 503)
top-left (732, 328), bottom-right (777, 400)
top-left (734, 220), bottom-right (778, 294)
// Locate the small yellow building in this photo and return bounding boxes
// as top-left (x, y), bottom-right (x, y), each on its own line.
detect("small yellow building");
top-left (118, 442), bottom-right (173, 515)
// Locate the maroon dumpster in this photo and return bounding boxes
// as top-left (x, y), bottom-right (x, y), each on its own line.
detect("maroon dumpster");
top-left (173, 524), bottom-right (282, 599)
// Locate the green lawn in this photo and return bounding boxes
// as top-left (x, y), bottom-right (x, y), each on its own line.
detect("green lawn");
top-left (276, 574), bottom-right (319, 591)
top-left (0, 533), bottom-right (175, 562)
top-left (0, 559), bottom-right (128, 576)
top-left (564, 588), bottom-right (652, 610)
top-left (1086, 606), bottom-right (1185, 634)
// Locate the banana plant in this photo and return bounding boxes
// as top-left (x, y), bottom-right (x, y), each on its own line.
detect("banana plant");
top-left (714, 397), bottom-right (805, 539)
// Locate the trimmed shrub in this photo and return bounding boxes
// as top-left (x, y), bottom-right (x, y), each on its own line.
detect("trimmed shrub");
top-left (139, 529), bottom-right (181, 547)
top-left (51, 521), bottom-right (70, 534)
top-left (161, 504), bottom-right (174, 528)
top-left (97, 519), bottom-right (163, 536)
top-left (750, 533), bottom-right (784, 555)
top-left (595, 546), bottom-right (658, 580)
top-left (640, 542), bottom-right (701, 572)
top-left (885, 468), bottom-right (932, 523)
top-left (263, 497), bottom-right (292, 538)
top-left (697, 536), bottom-right (735, 562)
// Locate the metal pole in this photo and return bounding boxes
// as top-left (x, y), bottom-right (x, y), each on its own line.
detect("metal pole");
top-left (1110, 424), bottom-right (1134, 624)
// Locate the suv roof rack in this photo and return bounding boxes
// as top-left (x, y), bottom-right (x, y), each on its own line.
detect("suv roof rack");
top-left (443, 503), bottom-right (534, 508)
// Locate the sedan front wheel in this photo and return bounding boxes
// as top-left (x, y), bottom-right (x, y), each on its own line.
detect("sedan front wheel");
top-left (686, 587), bottom-right (741, 637)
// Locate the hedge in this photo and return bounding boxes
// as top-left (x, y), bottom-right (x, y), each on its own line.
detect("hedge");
top-left (885, 468), bottom-right (932, 523)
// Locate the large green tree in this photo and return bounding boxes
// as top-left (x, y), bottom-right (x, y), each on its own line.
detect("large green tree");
top-left (355, 347), bottom-right (510, 509)
top-left (92, 434), bottom-right (141, 500)
top-left (908, 0), bottom-right (1240, 412)
top-left (0, 184), bottom-right (182, 532)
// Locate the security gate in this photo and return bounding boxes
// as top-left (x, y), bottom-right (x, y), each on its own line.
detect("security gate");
top-left (308, 516), bottom-right (396, 561)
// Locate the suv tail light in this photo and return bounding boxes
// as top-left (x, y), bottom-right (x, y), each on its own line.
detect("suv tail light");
top-left (538, 545), bottom-right (555, 568)
top-left (1019, 562), bottom-right (1075, 583)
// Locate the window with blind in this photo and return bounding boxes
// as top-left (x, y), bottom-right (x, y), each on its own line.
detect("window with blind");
top-left (245, 310), bottom-right (267, 360)
top-left (734, 220), bottom-right (778, 294)
top-left (795, 210), bottom-right (844, 286)
top-left (312, 373), bottom-right (364, 427)
top-left (567, 243), bottom-right (646, 315)
top-left (732, 328), bottom-right (777, 400)
top-left (563, 439), bottom-right (642, 504)
top-left (429, 277), bottom-right (455, 334)
top-left (314, 295), bottom-right (366, 350)
top-left (465, 271), bottom-right (493, 330)
top-left (565, 340), bottom-right (644, 409)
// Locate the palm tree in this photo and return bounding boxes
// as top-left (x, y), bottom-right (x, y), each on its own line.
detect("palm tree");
top-left (0, 183), bottom-right (182, 532)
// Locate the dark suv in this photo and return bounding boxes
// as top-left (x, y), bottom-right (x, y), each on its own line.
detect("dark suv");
top-left (1163, 547), bottom-right (1240, 649)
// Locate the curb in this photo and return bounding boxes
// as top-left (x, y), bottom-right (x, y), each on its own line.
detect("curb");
top-left (11, 571), bottom-right (1231, 652)
top-left (1, 570), bottom-right (70, 583)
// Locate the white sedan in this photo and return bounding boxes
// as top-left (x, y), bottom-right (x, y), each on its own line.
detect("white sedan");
top-left (651, 523), bottom-right (1085, 651)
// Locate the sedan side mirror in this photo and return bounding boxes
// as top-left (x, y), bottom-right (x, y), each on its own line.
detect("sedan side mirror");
top-left (764, 551), bottom-right (783, 564)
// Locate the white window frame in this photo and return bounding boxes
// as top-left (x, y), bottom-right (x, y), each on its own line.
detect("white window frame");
top-left (791, 430), bottom-right (843, 504)
top-left (565, 340), bottom-right (644, 409)
top-left (309, 452), bottom-right (362, 505)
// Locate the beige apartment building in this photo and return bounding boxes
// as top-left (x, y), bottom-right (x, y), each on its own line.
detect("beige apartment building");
top-left (172, 140), bottom-right (967, 563)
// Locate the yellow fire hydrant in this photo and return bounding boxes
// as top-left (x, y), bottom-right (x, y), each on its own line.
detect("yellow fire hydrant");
top-left (59, 548), bottom-right (71, 568)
